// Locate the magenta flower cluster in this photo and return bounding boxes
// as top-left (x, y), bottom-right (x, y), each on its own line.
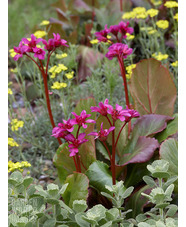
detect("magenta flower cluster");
top-left (13, 33), bottom-right (68, 61)
top-left (52, 99), bottom-right (140, 157)
top-left (94, 21), bottom-right (134, 60)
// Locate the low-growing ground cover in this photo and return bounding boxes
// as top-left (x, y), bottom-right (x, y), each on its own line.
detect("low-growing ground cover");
top-left (8, 0), bottom-right (178, 226)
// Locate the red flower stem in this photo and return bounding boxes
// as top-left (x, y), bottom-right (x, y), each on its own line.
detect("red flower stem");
top-left (102, 141), bottom-right (112, 162)
top-left (73, 156), bottom-right (79, 172)
top-left (114, 122), bottom-right (127, 149)
top-left (120, 0), bottom-right (123, 11)
top-left (111, 121), bottom-right (116, 185)
top-left (42, 71), bottom-right (62, 145)
top-left (45, 48), bottom-right (56, 75)
top-left (117, 56), bottom-right (131, 136)
top-left (25, 53), bottom-right (43, 72)
top-left (75, 125), bottom-right (81, 172)
top-left (106, 115), bottom-right (112, 126)
top-left (80, 158), bottom-right (87, 171)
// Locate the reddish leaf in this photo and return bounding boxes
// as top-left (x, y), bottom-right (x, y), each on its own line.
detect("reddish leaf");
top-left (56, 8), bottom-right (69, 23)
top-left (51, 0), bottom-right (67, 12)
top-left (69, 0), bottom-right (91, 12)
top-left (129, 58), bottom-right (177, 116)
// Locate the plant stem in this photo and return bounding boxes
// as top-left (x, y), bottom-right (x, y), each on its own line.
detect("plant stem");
top-left (106, 115), bottom-right (112, 126)
top-left (75, 125), bottom-right (81, 172)
top-left (102, 141), bottom-right (112, 162)
top-left (111, 121), bottom-right (116, 185)
top-left (114, 122), bottom-right (127, 149)
top-left (73, 156), bottom-right (79, 172)
top-left (92, 0), bottom-right (95, 23)
top-left (120, 0), bottom-right (123, 11)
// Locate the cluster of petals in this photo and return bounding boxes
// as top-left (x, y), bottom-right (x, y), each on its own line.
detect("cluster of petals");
top-left (106, 103), bottom-right (131, 121)
top-left (124, 106), bottom-right (140, 122)
top-left (88, 122), bottom-right (115, 141)
top-left (65, 133), bottom-right (88, 157)
top-left (90, 99), bottom-right (109, 116)
top-left (105, 43), bottom-right (133, 60)
top-left (95, 21), bottom-right (133, 43)
top-left (13, 33), bottom-right (68, 61)
top-left (71, 110), bottom-right (96, 129)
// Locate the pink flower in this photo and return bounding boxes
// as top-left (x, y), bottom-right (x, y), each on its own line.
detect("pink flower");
top-left (90, 99), bottom-right (109, 116)
top-left (106, 103), bottom-right (131, 122)
top-left (42, 39), bottom-right (55, 51)
top-left (95, 25), bottom-right (110, 43)
top-left (60, 119), bottom-right (75, 133)
top-left (124, 106), bottom-right (140, 122)
top-left (88, 122), bottom-right (115, 141)
top-left (13, 42), bottom-right (29, 61)
top-left (53, 33), bottom-right (68, 48)
top-left (71, 110), bottom-right (96, 129)
top-left (22, 34), bottom-right (42, 49)
top-left (33, 47), bottom-right (46, 60)
top-left (118, 21), bottom-right (134, 38)
top-left (105, 43), bottom-right (133, 60)
top-left (109, 25), bottom-right (120, 37)
top-left (51, 126), bottom-right (68, 139)
top-left (65, 133), bottom-right (88, 157)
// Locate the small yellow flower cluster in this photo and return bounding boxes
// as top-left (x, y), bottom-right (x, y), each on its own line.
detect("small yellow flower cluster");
top-left (122, 7), bottom-right (148, 19)
top-left (8, 138), bottom-right (19, 147)
top-left (90, 39), bottom-right (99, 44)
top-left (65, 71), bottom-right (74, 79)
top-left (148, 29), bottom-right (158, 35)
top-left (11, 119), bottom-right (24, 131)
top-left (8, 88), bottom-right (13, 95)
top-left (51, 81), bottom-right (67, 90)
top-left (40, 20), bottom-right (50, 26)
top-left (34, 30), bottom-right (47, 38)
top-left (126, 64), bottom-right (136, 79)
top-left (156, 20), bottom-right (169, 29)
top-left (49, 64), bottom-right (68, 78)
top-left (174, 13), bottom-right (178, 21)
top-left (9, 49), bottom-right (17, 58)
top-left (152, 52), bottom-right (169, 61)
top-left (10, 68), bottom-right (18, 73)
top-left (147, 9), bottom-right (159, 18)
top-left (164, 1), bottom-right (178, 8)
top-left (140, 27), bottom-right (158, 35)
top-left (126, 33), bottom-right (135, 40)
top-left (171, 60), bottom-right (178, 67)
top-left (56, 53), bottom-right (68, 59)
top-left (150, 0), bottom-right (162, 6)
top-left (8, 160), bottom-right (31, 173)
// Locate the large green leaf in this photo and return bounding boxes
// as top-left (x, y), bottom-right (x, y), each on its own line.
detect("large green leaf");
top-left (86, 161), bottom-right (113, 193)
top-left (129, 58), bottom-right (177, 116)
top-left (63, 172), bottom-right (89, 208)
top-left (159, 138), bottom-right (178, 176)
top-left (155, 114), bottom-right (178, 143)
top-left (53, 143), bottom-right (76, 184)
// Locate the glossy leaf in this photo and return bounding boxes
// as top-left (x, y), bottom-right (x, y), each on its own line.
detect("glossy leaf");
top-left (155, 114), bottom-right (178, 143)
top-left (86, 161), bottom-right (113, 193)
top-left (129, 58), bottom-right (177, 116)
top-left (63, 172), bottom-right (89, 208)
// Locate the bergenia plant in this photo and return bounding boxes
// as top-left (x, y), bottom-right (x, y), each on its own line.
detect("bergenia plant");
top-left (53, 98), bottom-right (139, 185)
top-left (12, 33), bottom-right (68, 145)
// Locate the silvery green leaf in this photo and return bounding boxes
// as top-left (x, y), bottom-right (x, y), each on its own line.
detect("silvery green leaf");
top-left (10, 171), bottom-right (23, 184)
top-left (163, 176), bottom-right (178, 191)
top-left (122, 186), bottom-right (134, 199)
top-left (59, 183), bottom-right (69, 195)
top-left (143, 176), bottom-right (157, 187)
top-left (105, 208), bottom-right (119, 221)
top-left (136, 214), bottom-right (147, 222)
top-left (165, 184), bottom-right (174, 198)
top-left (75, 213), bottom-right (90, 227)
top-left (73, 200), bottom-right (88, 213)
top-left (166, 204), bottom-right (178, 217)
top-left (100, 221), bottom-right (112, 227)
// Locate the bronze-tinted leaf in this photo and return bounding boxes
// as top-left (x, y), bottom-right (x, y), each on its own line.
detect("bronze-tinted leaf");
top-left (129, 58), bottom-right (177, 116)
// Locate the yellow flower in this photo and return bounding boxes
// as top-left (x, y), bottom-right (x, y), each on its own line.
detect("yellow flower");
top-left (107, 35), bottom-right (112, 39)
top-left (152, 52), bottom-right (169, 61)
top-left (150, 0), bottom-right (162, 6)
top-left (148, 29), bottom-right (158, 35)
top-left (126, 64), bottom-right (136, 79)
top-left (174, 13), bottom-right (178, 21)
top-left (122, 11), bottom-right (136, 19)
top-left (9, 49), bottom-right (16, 58)
top-left (51, 82), bottom-right (67, 89)
top-left (50, 72), bottom-right (56, 79)
top-left (140, 27), bottom-right (153, 31)
top-left (40, 20), bottom-right (50, 26)
top-left (171, 60), bottom-right (178, 67)
top-left (49, 65), bottom-right (57, 73)
top-left (147, 9), bottom-right (159, 17)
top-left (8, 138), bottom-right (19, 147)
top-left (8, 88), bottom-right (13, 95)
top-left (136, 12), bottom-right (148, 19)
top-left (56, 53), bottom-right (68, 59)
top-left (156, 20), bottom-right (169, 29)
top-left (11, 119), bottom-right (24, 131)
top-left (65, 71), bottom-right (74, 79)
top-left (56, 64), bottom-right (68, 71)
top-left (90, 39), bottom-right (99, 44)
top-left (10, 68), bottom-right (18, 73)
top-left (126, 33), bottom-right (135, 40)
top-left (164, 1), bottom-right (178, 8)
top-left (133, 7), bottom-right (146, 14)
top-left (34, 30), bottom-right (47, 38)
top-left (8, 160), bottom-right (31, 173)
